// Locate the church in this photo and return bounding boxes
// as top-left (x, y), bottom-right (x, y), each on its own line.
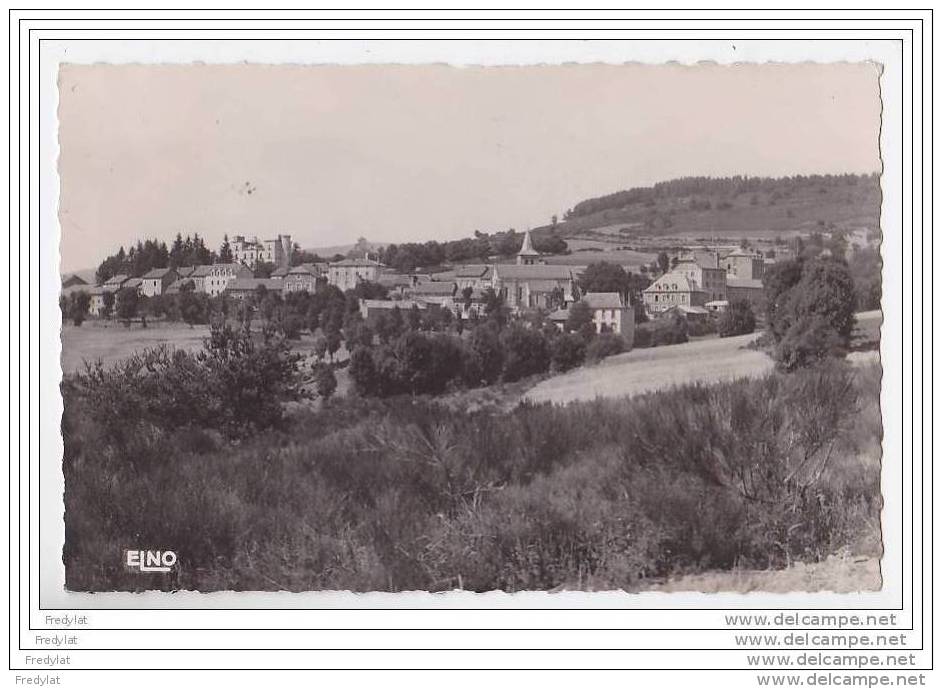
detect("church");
top-left (491, 230), bottom-right (580, 311)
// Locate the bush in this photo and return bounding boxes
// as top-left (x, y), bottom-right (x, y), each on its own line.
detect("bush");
top-left (313, 362), bottom-right (337, 401)
top-left (585, 332), bottom-right (625, 362)
top-left (718, 300), bottom-right (756, 337)
top-left (62, 362), bottom-right (880, 592)
top-left (636, 315), bottom-right (688, 347)
top-left (687, 316), bottom-right (718, 337)
top-left (550, 333), bottom-right (587, 372)
top-left (500, 324), bottom-right (550, 382)
top-left (67, 322), bottom-right (305, 443)
top-left (469, 322), bottom-right (504, 385)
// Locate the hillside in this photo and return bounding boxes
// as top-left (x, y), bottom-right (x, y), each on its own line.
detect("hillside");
top-left (531, 173), bottom-right (882, 244)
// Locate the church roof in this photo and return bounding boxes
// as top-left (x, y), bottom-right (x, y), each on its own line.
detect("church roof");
top-left (517, 230), bottom-right (540, 257)
top-left (494, 264), bottom-right (574, 281)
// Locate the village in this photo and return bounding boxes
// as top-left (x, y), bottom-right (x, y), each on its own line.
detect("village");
top-left (60, 228), bottom-right (779, 345)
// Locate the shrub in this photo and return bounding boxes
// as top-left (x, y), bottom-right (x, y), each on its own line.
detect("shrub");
top-left (585, 332), bottom-right (625, 362)
top-left (62, 363), bottom-right (879, 592)
top-left (637, 315), bottom-right (688, 347)
top-left (687, 316), bottom-right (718, 337)
top-left (313, 362), bottom-right (337, 401)
top-left (550, 333), bottom-right (587, 372)
top-left (67, 322), bottom-right (304, 442)
top-left (469, 322), bottom-right (504, 385)
top-left (500, 324), bottom-right (550, 382)
top-left (349, 346), bottom-right (379, 396)
top-left (718, 300), bottom-right (756, 337)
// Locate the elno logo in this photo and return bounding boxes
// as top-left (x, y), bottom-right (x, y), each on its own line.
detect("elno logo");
top-left (125, 549), bottom-right (177, 573)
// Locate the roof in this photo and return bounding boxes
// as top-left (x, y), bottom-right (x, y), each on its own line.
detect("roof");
top-left (429, 270), bottom-right (457, 282)
top-left (225, 278), bottom-right (284, 292)
top-left (61, 273), bottom-right (88, 287)
top-left (174, 266), bottom-right (196, 278)
top-left (527, 280), bottom-right (567, 292)
top-left (676, 252), bottom-right (721, 270)
top-left (454, 264), bottom-right (491, 278)
top-left (645, 272), bottom-right (698, 293)
top-left (408, 282), bottom-right (457, 296)
top-left (674, 305), bottom-right (710, 315)
top-left (143, 267), bottom-right (173, 279)
top-left (123, 277), bottom-right (143, 289)
top-left (727, 277), bottom-right (764, 290)
top-left (360, 299), bottom-right (426, 311)
top-left (165, 279), bottom-right (194, 294)
top-left (724, 250), bottom-right (762, 259)
top-left (377, 273), bottom-right (413, 287)
top-left (287, 263), bottom-right (320, 276)
top-left (270, 265), bottom-right (291, 278)
top-left (705, 300), bottom-right (730, 307)
top-left (330, 257), bottom-right (383, 268)
top-left (104, 273), bottom-right (129, 286)
top-left (192, 265), bottom-right (215, 276)
top-left (494, 264), bottom-right (573, 281)
top-left (518, 230), bottom-right (539, 257)
top-left (582, 292), bottom-right (625, 309)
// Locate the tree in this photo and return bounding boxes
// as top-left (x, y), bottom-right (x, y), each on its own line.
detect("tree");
top-left (313, 362), bottom-right (337, 402)
top-left (219, 234), bottom-right (234, 263)
top-left (67, 291), bottom-right (91, 326)
top-left (325, 328), bottom-right (342, 362)
top-left (254, 261), bottom-right (275, 279)
top-left (657, 252), bottom-right (670, 274)
top-left (767, 257), bottom-right (857, 371)
top-left (461, 286), bottom-right (474, 312)
top-left (533, 233), bottom-right (568, 254)
top-left (499, 324), bottom-right (550, 382)
top-left (101, 290), bottom-right (115, 319)
top-left (349, 347), bottom-right (379, 396)
top-left (717, 300), bottom-right (756, 337)
top-left (577, 261), bottom-right (631, 296)
top-left (551, 333), bottom-right (587, 372)
top-left (312, 334), bottom-right (328, 361)
top-left (115, 287), bottom-right (139, 320)
top-left (468, 322), bottom-right (503, 385)
top-left (565, 300), bottom-right (596, 340)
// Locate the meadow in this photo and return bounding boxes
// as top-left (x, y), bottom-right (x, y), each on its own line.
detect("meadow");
top-left (524, 310), bottom-right (882, 405)
top-left (60, 320), bottom-right (350, 375)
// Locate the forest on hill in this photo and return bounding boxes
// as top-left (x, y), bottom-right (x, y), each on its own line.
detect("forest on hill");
top-left (532, 172), bottom-right (882, 239)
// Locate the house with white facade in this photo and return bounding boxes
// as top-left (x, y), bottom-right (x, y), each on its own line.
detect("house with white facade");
top-left (582, 292), bottom-right (634, 338)
top-left (328, 257), bottom-right (384, 291)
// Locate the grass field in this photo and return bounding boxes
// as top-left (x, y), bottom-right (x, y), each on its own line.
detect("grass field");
top-left (525, 311), bottom-right (882, 406)
top-left (60, 322), bottom-right (211, 374)
top-left (524, 332), bottom-right (771, 405)
top-left (60, 321), bottom-right (350, 376)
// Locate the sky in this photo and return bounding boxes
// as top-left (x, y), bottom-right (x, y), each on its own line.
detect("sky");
top-left (57, 62), bottom-right (882, 272)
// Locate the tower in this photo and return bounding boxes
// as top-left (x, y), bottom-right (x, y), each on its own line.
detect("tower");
top-left (516, 229), bottom-right (540, 266)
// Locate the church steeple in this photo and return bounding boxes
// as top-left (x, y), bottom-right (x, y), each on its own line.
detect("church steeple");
top-left (517, 229), bottom-right (540, 265)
